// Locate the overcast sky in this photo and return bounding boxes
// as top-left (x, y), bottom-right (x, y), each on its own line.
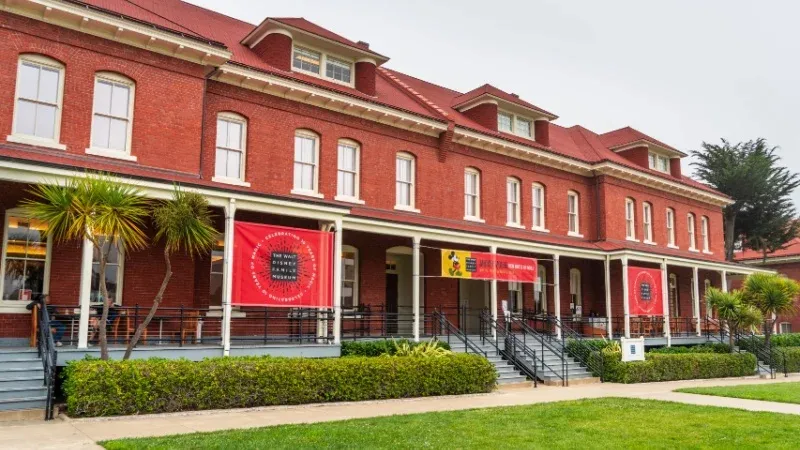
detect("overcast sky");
top-left (189, 0), bottom-right (800, 206)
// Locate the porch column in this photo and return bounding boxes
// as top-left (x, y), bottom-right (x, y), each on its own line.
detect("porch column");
top-left (604, 255), bottom-right (613, 338)
top-left (553, 254), bottom-right (561, 339)
top-left (490, 245), bottom-right (498, 341)
top-left (621, 256), bottom-right (630, 338)
top-left (661, 260), bottom-right (671, 346)
top-left (721, 270), bottom-right (728, 292)
top-left (412, 235), bottom-right (421, 342)
top-left (221, 198), bottom-right (236, 357)
top-left (77, 237), bottom-right (93, 349)
top-left (332, 219), bottom-right (343, 345)
top-left (692, 267), bottom-right (701, 336)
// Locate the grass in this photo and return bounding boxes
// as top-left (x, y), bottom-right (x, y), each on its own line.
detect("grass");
top-left (102, 398), bottom-right (800, 450)
top-left (676, 381), bottom-right (800, 405)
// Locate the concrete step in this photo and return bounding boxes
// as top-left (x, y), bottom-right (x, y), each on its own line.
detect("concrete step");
top-left (0, 377), bottom-right (44, 389)
top-left (0, 386), bottom-right (48, 401)
top-left (0, 359), bottom-right (44, 370)
top-left (0, 396), bottom-right (47, 412)
top-left (0, 349), bottom-right (39, 362)
top-left (0, 368), bottom-right (44, 380)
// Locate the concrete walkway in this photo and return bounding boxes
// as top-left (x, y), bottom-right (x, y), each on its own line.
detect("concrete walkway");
top-left (2, 374), bottom-right (799, 449)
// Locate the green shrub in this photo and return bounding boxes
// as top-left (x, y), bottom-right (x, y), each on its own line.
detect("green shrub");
top-left (738, 333), bottom-right (800, 353)
top-left (63, 354), bottom-right (494, 417)
top-left (771, 347), bottom-right (800, 373)
top-left (594, 351), bottom-right (756, 383)
top-left (340, 339), bottom-right (450, 357)
top-left (565, 338), bottom-right (614, 362)
top-left (647, 343), bottom-right (731, 354)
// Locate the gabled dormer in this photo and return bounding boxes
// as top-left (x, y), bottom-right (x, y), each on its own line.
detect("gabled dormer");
top-left (241, 18), bottom-right (389, 96)
top-left (452, 84), bottom-right (557, 147)
top-left (599, 127), bottom-right (686, 178)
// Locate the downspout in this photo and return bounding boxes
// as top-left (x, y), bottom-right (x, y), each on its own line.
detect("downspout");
top-left (198, 67), bottom-right (221, 179)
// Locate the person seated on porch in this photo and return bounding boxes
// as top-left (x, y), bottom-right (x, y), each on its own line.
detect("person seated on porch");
top-left (26, 294), bottom-right (65, 347)
top-left (88, 297), bottom-right (120, 344)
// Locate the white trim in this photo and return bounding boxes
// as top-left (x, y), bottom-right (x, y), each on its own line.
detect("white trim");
top-left (642, 202), bottom-right (653, 244)
top-left (292, 44), bottom-right (356, 88)
top-left (506, 176), bottom-right (521, 227)
top-left (334, 195), bottom-right (365, 205)
top-left (464, 216), bottom-right (486, 223)
top-left (531, 182), bottom-right (546, 231)
top-left (0, 209), bottom-right (53, 311)
top-left (11, 54), bottom-right (66, 149)
top-left (567, 190), bottom-right (580, 236)
top-left (687, 213), bottom-right (697, 251)
top-left (625, 197), bottom-right (636, 240)
top-left (394, 205), bottom-right (421, 213)
top-left (211, 176), bottom-right (251, 188)
top-left (568, 232), bottom-right (585, 238)
top-left (215, 112), bottom-right (248, 184)
top-left (497, 109), bottom-right (535, 139)
top-left (85, 147), bottom-right (138, 162)
top-left (506, 222), bottom-right (525, 229)
top-left (700, 215), bottom-right (710, 253)
top-left (666, 207), bottom-right (676, 247)
top-left (89, 72), bottom-right (136, 159)
top-left (290, 189), bottom-right (325, 199)
top-left (336, 139), bottom-right (361, 202)
top-left (395, 152), bottom-right (417, 210)
top-left (667, 244), bottom-right (680, 250)
top-left (6, 134), bottom-right (66, 150)
top-left (463, 167), bottom-right (481, 221)
top-left (608, 250), bottom-right (774, 274)
top-left (341, 245), bottom-right (359, 309)
top-left (293, 129), bottom-right (320, 195)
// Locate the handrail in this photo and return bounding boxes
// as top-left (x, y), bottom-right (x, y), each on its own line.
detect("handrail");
top-left (479, 311), bottom-right (537, 387)
top-left (704, 317), bottom-right (775, 379)
top-left (38, 302), bottom-right (57, 420)
top-left (512, 316), bottom-right (568, 386)
top-left (549, 316), bottom-right (605, 382)
top-left (735, 327), bottom-right (776, 379)
top-left (431, 310), bottom-right (486, 358)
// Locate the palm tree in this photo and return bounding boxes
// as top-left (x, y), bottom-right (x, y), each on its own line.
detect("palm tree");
top-left (21, 175), bottom-right (149, 360)
top-left (706, 288), bottom-right (763, 351)
top-left (123, 187), bottom-right (216, 360)
top-left (742, 273), bottom-right (800, 350)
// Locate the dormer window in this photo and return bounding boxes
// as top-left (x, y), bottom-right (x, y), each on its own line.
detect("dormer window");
top-left (648, 152), bottom-right (669, 173)
top-left (497, 111), bottom-right (533, 138)
top-left (292, 45), bottom-right (354, 86)
top-left (498, 112), bottom-right (513, 132)
top-left (516, 117), bottom-right (532, 137)
top-left (292, 46), bottom-right (321, 74)
top-left (325, 56), bottom-right (352, 83)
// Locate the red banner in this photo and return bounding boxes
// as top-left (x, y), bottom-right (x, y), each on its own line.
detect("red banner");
top-left (627, 266), bottom-right (663, 316)
top-left (441, 249), bottom-right (537, 282)
top-left (232, 222), bottom-right (333, 308)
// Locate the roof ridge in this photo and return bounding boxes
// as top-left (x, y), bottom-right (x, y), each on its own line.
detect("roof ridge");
top-left (377, 68), bottom-right (450, 120)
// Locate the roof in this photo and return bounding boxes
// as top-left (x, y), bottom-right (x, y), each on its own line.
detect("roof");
top-left (599, 127), bottom-right (686, 156)
top-left (452, 84), bottom-right (557, 119)
top-left (270, 18), bottom-right (385, 58)
top-left (735, 237), bottom-right (800, 262)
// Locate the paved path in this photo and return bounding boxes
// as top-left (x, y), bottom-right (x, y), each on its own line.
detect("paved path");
top-left (2, 374), bottom-right (799, 449)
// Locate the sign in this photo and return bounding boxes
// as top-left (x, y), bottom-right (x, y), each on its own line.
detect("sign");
top-left (621, 337), bottom-right (645, 362)
top-left (440, 249), bottom-right (537, 282)
top-left (232, 222), bottom-right (334, 308)
top-left (627, 266), bottom-right (663, 316)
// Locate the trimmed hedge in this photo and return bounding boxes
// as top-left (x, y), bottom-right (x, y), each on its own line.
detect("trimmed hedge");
top-left (770, 347), bottom-right (800, 374)
top-left (591, 352), bottom-right (757, 383)
top-left (738, 333), bottom-right (800, 353)
top-left (64, 354), bottom-right (495, 417)
top-left (340, 339), bottom-right (450, 357)
top-left (565, 339), bottom-right (613, 363)
top-left (647, 343), bottom-right (731, 354)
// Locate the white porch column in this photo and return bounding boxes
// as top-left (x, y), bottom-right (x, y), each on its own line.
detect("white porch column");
top-left (221, 198), bottom-right (236, 356)
top-left (604, 255), bottom-right (613, 338)
top-left (661, 260), bottom-right (671, 346)
top-left (692, 267), bottom-right (701, 336)
top-left (412, 235), bottom-right (421, 342)
top-left (490, 245), bottom-right (498, 341)
top-left (621, 256), bottom-right (630, 338)
top-left (332, 219), bottom-right (343, 345)
top-left (721, 270), bottom-right (728, 293)
top-left (77, 237), bottom-right (93, 349)
top-left (553, 254), bottom-right (561, 339)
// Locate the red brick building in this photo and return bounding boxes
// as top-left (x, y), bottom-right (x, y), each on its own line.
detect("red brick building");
top-left (0, 0), bottom-right (764, 350)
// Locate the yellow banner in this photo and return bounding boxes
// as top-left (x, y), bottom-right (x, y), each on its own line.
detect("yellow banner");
top-left (441, 249), bottom-right (476, 279)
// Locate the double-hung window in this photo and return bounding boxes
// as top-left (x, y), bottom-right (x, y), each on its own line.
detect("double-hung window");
top-left (293, 130), bottom-right (320, 196)
top-left (326, 56), bottom-right (352, 84)
top-left (497, 111), bottom-right (534, 138)
top-left (292, 46), bottom-right (321, 74)
top-left (336, 140), bottom-right (361, 202)
top-left (701, 216), bottom-right (710, 252)
top-left (214, 113), bottom-right (247, 184)
top-left (506, 177), bottom-right (521, 226)
top-left (91, 238), bottom-right (123, 305)
top-left (642, 202), bottom-right (653, 243)
top-left (497, 112), bottom-right (513, 133)
top-left (341, 246), bottom-right (359, 309)
top-left (395, 152), bottom-right (416, 210)
top-left (687, 213), bottom-right (697, 250)
top-left (11, 55), bottom-right (65, 149)
top-left (508, 281), bottom-right (523, 313)
top-left (666, 208), bottom-right (676, 247)
top-left (209, 235), bottom-right (224, 308)
top-left (625, 198), bottom-right (636, 240)
top-left (567, 191), bottom-right (580, 236)
top-left (534, 266), bottom-right (547, 315)
top-left (89, 72), bottom-right (135, 160)
top-left (464, 168), bottom-right (481, 220)
top-left (532, 183), bottom-right (546, 231)
top-left (648, 152), bottom-right (669, 173)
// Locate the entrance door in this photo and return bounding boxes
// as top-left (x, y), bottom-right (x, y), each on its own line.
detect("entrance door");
top-left (459, 279), bottom-right (488, 335)
top-left (385, 273), bottom-right (399, 334)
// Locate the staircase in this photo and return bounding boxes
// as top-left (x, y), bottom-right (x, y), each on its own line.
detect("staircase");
top-left (0, 348), bottom-right (47, 414)
top-left (448, 337), bottom-right (530, 385)
top-left (516, 336), bottom-right (598, 385)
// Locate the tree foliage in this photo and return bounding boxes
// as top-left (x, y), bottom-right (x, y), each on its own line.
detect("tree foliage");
top-left (742, 273), bottom-right (800, 349)
top-left (705, 287), bottom-right (763, 350)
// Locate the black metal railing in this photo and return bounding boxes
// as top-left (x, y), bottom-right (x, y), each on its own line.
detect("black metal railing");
top-left (230, 307), bottom-right (333, 345)
top-left (704, 317), bottom-right (775, 378)
top-left (340, 306), bottom-right (435, 340)
top-left (431, 310), bottom-right (486, 357)
top-left (36, 302), bottom-right (57, 420)
top-left (549, 316), bottom-right (604, 382)
top-left (735, 326), bottom-right (776, 379)
top-left (479, 311), bottom-right (537, 387)
top-left (510, 316), bottom-right (568, 386)
top-left (669, 317), bottom-right (699, 337)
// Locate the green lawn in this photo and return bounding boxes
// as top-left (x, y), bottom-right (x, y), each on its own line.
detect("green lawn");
top-left (676, 381), bottom-right (800, 405)
top-left (102, 398), bottom-right (800, 450)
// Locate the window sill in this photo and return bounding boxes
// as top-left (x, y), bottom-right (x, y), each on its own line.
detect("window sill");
top-left (205, 309), bottom-right (247, 318)
top-left (506, 222), bottom-right (525, 229)
top-left (568, 232), bottom-right (584, 238)
top-left (292, 67), bottom-right (356, 89)
top-left (394, 205), bottom-right (421, 214)
top-left (464, 216), bottom-right (485, 223)
top-left (334, 195), bottom-right (365, 205)
top-left (0, 303), bottom-right (31, 314)
top-left (212, 176), bottom-right (251, 188)
top-left (643, 241), bottom-right (658, 246)
top-left (626, 237), bottom-right (640, 243)
top-left (85, 147), bottom-right (137, 162)
top-left (531, 226), bottom-right (550, 233)
top-left (702, 250), bottom-right (714, 255)
top-left (7, 134), bottom-right (66, 151)
top-left (667, 244), bottom-right (680, 250)
top-left (688, 248), bottom-right (700, 253)
top-left (291, 189), bottom-right (325, 199)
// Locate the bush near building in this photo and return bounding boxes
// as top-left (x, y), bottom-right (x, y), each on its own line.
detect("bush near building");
top-left (64, 354), bottom-right (496, 417)
top-left (340, 339), bottom-right (450, 357)
top-left (591, 352), bottom-right (756, 383)
top-left (769, 347), bottom-right (800, 373)
top-left (646, 343), bottom-right (731, 354)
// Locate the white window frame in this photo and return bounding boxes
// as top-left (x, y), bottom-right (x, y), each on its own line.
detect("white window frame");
top-left (625, 198), bottom-right (637, 241)
top-left (90, 237), bottom-right (124, 306)
top-left (9, 54), bottom-right (66, 150)
top-left (701, 216), bottom-right (711, 253)
top-left (648, 152), bottom-right (670, 174)
top-left (642, 202), bottom-right (654, 244)
top-left (531, 183), bottom-right (548, 232)
top-left (567, 190), bottom-right (582, 237)
top-left (666, 208), bottom-right (677, 248)
top-left (335, 139), bottom-right (363, 204)
top-left (497, 110), bottom-right (535, 139)
top-left (779, 322), bottom-right (792, 334)
top-left (687, 213), bottom-right (697, 251)
top-left (669, 273), bottom-right (680, 316)
top-left (86, 72), bottom-right (136, 161)
top-left (292, 129), bottom-right (323, 198)
top-left (508, 281), bottom-right (523, 313)
top-left (464, 167), bottom-right (483, 222)
top-left (0, 209), bottom-right (53, 313)
top-left (506, 177), bottom-right (522, 227)
top-left (569, 268), bottom-right (582, 317)
top-left (704, 279), bottom-right (712, 318)
top-left (534, 266), bottom-right (547, 315)
top-left (291, 44), bottom-right (355, 88)
top-left (212, 112), bottom-right (250, 187)
top-left (394, 152), bottom-right (419, 212)
top-left (341, 245), bottom-right (359, 309)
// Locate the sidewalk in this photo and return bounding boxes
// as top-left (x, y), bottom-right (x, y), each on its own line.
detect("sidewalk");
top-left (2, 374), bottom-right (798, 449)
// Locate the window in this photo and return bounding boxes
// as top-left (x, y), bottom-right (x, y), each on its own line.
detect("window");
top-left (567, 191), bottom-right (580, 236)
top-left (209, 235), bottom-right (224, 308)
top-left (497, 111), bottom-right (535, 138)
top-left (292, 46), bottom-right (321, 74)
top-left (214, 113), bottom-right (247, 183)
top-left (11, 54), bottom-right (65, 147)
top-left (780, 322), bottom-right (792, 334)
top-left (687, 213), bottom-right (697, 250)
top-left (293, 130), bottom-right (319, 195)
top-left (497, 112), bottom-right (513, 132)
top-left (336, 140), bottom-right (360, 202)
top-left (534, 266), bottom-right (547, 314)
top-left (669, 273), bottom-right (679, 316)
top-left (532, 183), bottom-right (546, 231)
top-left (701, 216), bottom-right (710, 252)
top-left (341, 246), bottom-right (359, 309)
top-left (89, 72), bottom-right (135, 159)
top-left (690, 277), bottom-right (698, 318)
top-left (666, 208), bottom-right (676, 247)
top-left (625, 198), bottom-right (636, 240)
top-left (569, 268), bottom-right (582, 316)
top-left (648, 152), bottom-right (669, 173)
top-left (1, 214), bottom-right (50, 302)
top-left (642, 202), bottom-right (653, 243)
top-left (506, 177), bottom-right (521, 226)
top-left (326, 56), bottom-right (352, 83)
top-left (464, 168), bottom-right (481, 220)
top-left (704, 279), bottom-right (712, 318)
top-left (91, 238), bottom-right (123, 305)
top-left (395, 152), bottom-right (416, 210)
top-left (515, 118), bottom-right (532, 137)
top-left (508, 281), bottom-right (523, 313)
